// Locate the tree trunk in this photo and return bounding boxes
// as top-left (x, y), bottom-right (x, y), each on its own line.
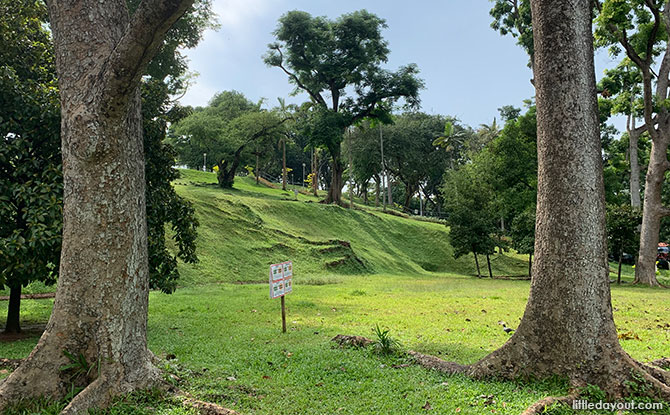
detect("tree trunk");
top-left (374, 175), bottom-right (380, 207)
top-left (312, 148), bottom-right (318, 196)
top-left (326, 150), bottom-right (344, 204)
top-left (486, 254), bottom-right (493, 278)
top-left (467, 0), bottom-right (664, 398)
top-left (387, 176), bottom-right (393, 206)
top-left (4, 284), bottom-right (21, 334)
top-left (403, 184), bottom-right (414, 210)
top-left (473, 252), bottom-right (481, 277)
top-left (617, 249), bottom-right (623, 285)
top-left (634, 139), bottom-right (668, 286)
top-left (0, 1), bottom-right (194, 413)
top-left (282, 138), bottom-right (287, 191)
top-left (255, 151), bottom-right (260, 185)
top-left (629, 118), bottom-right (641, 208)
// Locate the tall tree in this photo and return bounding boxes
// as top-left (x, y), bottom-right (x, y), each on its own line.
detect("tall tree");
top-left (442, 165), bottom-right (498, 278)
top-left (0, 1), bottom-right (195, 413)
top-left (594, 1), bottom-right (670, 286)
top-left (462, 0), bottom-right (670, 402)
top-left (264, 10), bottom-right (423, 204)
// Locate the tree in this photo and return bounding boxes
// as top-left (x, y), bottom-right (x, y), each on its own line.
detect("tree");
top-left (173, 91), bottom-right (287, 188)
top-left (594, 1), bottom-right (670, 286)
top-left (384, 113), bottom-right (450, 209)
top-left (509, 207), bottom-right (535, 278)
top-left (264, 10), bottom-right (423, 204)
top-left (442, 165), bottom-right (498, 278)
top-left (0, 0), bottom-right (61, 334)
top-left (0, 1), bottom-right (195, 413)
top-left (606, 204), bottom-right (642, 284)
top-left (454, 0), bottom-right (670, 404)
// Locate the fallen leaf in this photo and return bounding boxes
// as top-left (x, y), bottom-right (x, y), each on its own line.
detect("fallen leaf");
top-left (422, 401), bottom-right (432, 411)
top-left (226, 376), bottom-right (236, 381)
top-left (262, 375), bottom-right (271, 380)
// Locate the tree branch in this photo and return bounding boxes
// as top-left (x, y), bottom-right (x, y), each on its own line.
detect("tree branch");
top-left (271, 46), bottom-right (326, 107)
top-left (100, 0), bottom-right (195, 113)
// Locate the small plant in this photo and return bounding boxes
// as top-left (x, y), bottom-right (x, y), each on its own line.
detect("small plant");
top-left (372, 324), bottom-right (400, 355)
top-left (60, 349), bottom-right (99, 383)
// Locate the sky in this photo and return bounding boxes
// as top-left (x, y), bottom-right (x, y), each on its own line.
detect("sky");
top-left (178, 0), bottom-right (625, 131)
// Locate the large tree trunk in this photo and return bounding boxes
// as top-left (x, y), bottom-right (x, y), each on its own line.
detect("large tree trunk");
top-left (634, 139), bottom-right (668, 286)
top-left (0, 1), bottom-right (194, 413)
top-left (466, 0), bottom-right (670, 398)
top-left (4, 285), bottom-right (21, 334)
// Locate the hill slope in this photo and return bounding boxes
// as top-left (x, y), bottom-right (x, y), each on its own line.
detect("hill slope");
top-left (172, 169), bottom-right (528, 285)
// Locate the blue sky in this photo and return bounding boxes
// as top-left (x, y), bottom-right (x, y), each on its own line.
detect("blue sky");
top-left (179, 0), bottom-right (624, 130)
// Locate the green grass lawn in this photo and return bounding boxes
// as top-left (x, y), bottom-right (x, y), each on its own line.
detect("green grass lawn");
top-left (1, 170), bottom-right (669, 414)
top-left (2, 274), bottom-right (669, 414)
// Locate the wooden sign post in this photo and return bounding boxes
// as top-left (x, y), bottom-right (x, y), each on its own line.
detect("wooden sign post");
top-left (269, 261), bottom-right (293, 333)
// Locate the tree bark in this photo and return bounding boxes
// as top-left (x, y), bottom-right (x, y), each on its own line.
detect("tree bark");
top-left (473, 252), bottom-right (481, 277)
top-left (634, 138), bottom-right (668, 286)
top-left (0, 1), bottom-right (194, 413)
top-left (374, 175), bottom-right (380, 207)
top-left (467, 0), bottom-right (667, 398)
top-left (4, 285), bottom-right (21, 334)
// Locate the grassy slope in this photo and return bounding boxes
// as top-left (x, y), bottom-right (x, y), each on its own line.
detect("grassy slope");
top-left (172, 169), bottom-right (528, 285)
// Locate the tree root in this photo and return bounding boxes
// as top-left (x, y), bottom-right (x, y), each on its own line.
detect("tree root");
top-left (331, 334), bottom-right (373, 348)
top-left (651, 358), bottom-right (670, 370)
top-left (520, 394), bottom-right (578, 415)
top-left (178, 391), bottom-right (239, 415)
top-left (0, 358), bottom-right (22, 370)
top-left (406, 351), bottom-right (470, 375)
top-left (61, 377), bottom-right (113, 415)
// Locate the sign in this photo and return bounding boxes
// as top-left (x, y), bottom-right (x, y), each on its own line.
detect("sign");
top-left (269, 261), bottom-right (293, 299)
top-left (269, 261), bottom-right (293, 333)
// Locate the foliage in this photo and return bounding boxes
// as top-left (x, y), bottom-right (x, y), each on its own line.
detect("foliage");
top-left (509, 207), bottom-right (536, 255)
top-left (489, 0), bottom-right (534, 67)
top-left (265, 9), bottom-right (423, 203)
top-left (172, 91), bottom-right (287, 188)
top-left (442, 164), bottom-right (498, 261)
top-left (0, 0), bottom-right (61, 296)
top-left (606, 204), bottom-right (642, 259)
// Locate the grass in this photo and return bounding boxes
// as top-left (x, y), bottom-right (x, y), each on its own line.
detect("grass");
top-left (1, 170), bottom-right (669, 414)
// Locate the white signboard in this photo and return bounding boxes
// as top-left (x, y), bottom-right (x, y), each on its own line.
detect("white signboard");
top-left (269, 261), bottom-right (293, 299)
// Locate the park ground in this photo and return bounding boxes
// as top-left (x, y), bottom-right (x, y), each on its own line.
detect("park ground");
top-left (1, 170), bottom-right (669, 414)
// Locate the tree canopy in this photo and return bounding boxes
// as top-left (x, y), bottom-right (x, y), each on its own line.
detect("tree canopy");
top-left (265, 9), bottom-right (423, 204)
